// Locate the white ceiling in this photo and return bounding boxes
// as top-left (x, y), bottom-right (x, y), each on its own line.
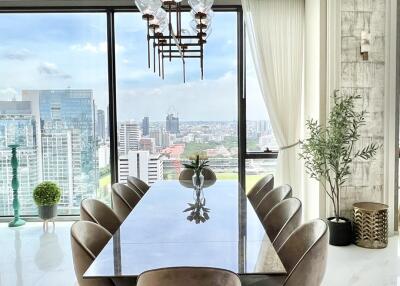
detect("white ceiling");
top-left (0, 0), bottom-right (241, 8)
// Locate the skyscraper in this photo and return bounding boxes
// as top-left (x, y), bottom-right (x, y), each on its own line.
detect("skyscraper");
top-left (97, 109), bottom-right (106, 141)
top-left (142, 116), bottom-right (150, 136)
top-left (166, 113), bottom-right (179, 134)
top-left (0, 101), bottom-right (39, 216)
top-left (118, 150), bottom-right (163, 185)
top-left (22, 89), bottom-right (97, 214)
top-left (119, 121), bottom-right (140, 155)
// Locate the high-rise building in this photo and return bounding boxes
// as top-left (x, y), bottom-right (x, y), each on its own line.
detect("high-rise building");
top-left (142, 116), bottom-right (150, 136)
top-left (148, 153), bottom-right (163, 184)
top-left (118, 150), bottom-right (163, 185)
top-left (119, 121), bottom-right (140, 155)
top-left (150, 129), bottom-right (162, 147)
top-left (22, 89), bottom-right (97, 214)
top-left (150, 128), bottom-right (171, 148)
top-left (139, 137), bottom-right (155, 154)
top-left (0, 101), bottom-right (39, 216)
top-left (97, 109), bottom-right (106, 141)
top-left (161, 130), bottom-right (171, 147)
top-left (98, 143), bottom-right (110, 169)
top-left (166, 113), bottom-right (179, 134)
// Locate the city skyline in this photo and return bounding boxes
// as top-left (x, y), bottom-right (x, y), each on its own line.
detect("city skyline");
top-left (0, 12), bottom-right (270, 122)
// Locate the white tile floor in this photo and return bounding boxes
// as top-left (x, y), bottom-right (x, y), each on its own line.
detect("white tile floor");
top-left (0, 221), bottom-right (399, 286)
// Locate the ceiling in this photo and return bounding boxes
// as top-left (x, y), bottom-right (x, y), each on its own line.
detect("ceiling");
top-left (0, 0), bottom-right (241, 8)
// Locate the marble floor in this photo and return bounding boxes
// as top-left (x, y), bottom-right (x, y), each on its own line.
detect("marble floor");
top-left (0, 221), bottom-right (399, 286)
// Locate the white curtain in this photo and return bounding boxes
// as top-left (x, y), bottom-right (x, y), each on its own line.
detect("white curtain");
top-left (242, 0), bottom-right (304, 200)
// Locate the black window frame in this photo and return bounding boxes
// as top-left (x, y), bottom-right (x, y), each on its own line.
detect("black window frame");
top-left (0, 4), bottom-right (277, 218)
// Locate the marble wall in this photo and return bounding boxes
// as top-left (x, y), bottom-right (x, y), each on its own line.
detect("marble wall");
top-left (339, 0), bottom-right (386, 218)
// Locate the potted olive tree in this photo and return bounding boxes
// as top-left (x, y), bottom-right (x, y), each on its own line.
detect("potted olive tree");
top-left (299, 91), bottom-right (378, 246)
top-left (33, 181), bottom-right (61, 221)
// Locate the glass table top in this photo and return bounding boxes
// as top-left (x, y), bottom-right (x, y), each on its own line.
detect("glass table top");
top-left (84, 180), bottom-right (286, 278)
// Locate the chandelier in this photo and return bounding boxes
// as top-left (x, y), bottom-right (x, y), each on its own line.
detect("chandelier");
top-left (135, 0), bottom-right (214, 82)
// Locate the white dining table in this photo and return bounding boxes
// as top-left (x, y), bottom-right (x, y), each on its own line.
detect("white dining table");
top-left (84, 180), bottom-right (286, 279)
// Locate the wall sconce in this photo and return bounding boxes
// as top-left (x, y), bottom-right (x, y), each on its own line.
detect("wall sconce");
top-left (360, 30), bottom-right (371, 61)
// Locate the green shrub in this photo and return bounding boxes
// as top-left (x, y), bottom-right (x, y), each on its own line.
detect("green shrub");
top-left (33, 181), bottom-right (61, 206)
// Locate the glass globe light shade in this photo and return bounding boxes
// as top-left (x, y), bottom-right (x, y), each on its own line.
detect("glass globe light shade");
top-left (154, 8), bottom-right (167, 22)
top-left (193, 9), bottom-right (213, 25)
top-left (188, 0), bottom-right (214, 13)
top-left (135, 0), bottom-right (162, 16)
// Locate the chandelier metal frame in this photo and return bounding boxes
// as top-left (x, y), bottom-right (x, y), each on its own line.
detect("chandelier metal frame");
top-left (136, 0), bottom-right (213, 82)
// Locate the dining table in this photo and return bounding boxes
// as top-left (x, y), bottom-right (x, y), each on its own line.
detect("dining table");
top-left (84, 179), bottom-right (286, 280)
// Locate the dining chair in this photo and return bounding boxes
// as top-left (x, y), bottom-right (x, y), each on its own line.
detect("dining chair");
top-left (247, 174), bottom-right (274, 208)
top-left (70, 221), bottom-right (114, 286)
top-left (127, 176), bottom-right (150, 196)
top-left (262, 198), bottom-right (302, 250)
top-left (178, 167), bottom-right (217, 181)
top-left (241, 219), bottom-right (328, 286)
top-left (80, 198), bottom-right (122, 234)
top-left (137, 267), bottom-right (241, 286)
top-left (255, 185), bottom-right (292, 221)
top-left (112, 183), bottom-right (142, 222)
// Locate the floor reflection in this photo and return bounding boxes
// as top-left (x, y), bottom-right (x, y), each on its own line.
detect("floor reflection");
top-left (34, 228), bottom-right (64, 271)
top-left (14, 229), bottom-right (23, 286)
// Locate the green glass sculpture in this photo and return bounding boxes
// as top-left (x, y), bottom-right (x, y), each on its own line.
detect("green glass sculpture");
top-left (8, 144), bottom-right (25, 227)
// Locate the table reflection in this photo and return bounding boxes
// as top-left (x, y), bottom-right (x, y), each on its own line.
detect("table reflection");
top-left (183, 189), bottom-right (211, 224)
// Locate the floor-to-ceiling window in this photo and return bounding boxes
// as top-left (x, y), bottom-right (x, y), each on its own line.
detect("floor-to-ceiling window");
top-left (0, 13), bottom-right (110, 216)
top-left (114, 11), bottom-right (238, 185)
top-left (0, 6), bottom-right (276, 217)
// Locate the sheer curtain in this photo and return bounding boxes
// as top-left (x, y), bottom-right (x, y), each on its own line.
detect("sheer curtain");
top-left (242, 0), bottom-right (304, 201)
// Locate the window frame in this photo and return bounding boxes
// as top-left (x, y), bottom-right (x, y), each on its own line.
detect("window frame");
top-left (0, 4), bottom-right (277, 219)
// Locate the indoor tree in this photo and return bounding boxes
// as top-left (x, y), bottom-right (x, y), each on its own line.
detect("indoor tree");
top-left (299, 91), bottom-right (379, 222)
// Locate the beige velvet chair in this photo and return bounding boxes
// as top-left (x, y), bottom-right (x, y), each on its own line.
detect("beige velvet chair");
top-left (178, 167), bottom-right (217, 181)
top-left (112, 183), bottom-right (141, 222)
top-left (70, 221), bottom-right (114, 286)
top-left (80, 198), bottom-right (122, 235)
top-left (262, 198), bottom-right (302, 250)
top-left (241, 219), bottom-right (328, 286)
top-left (137, 267), bottom-right (241, 286)
top-left (247, 174), bottom-right (274, 208)
top-left (127, 176), bottom-right (150, 196)
top-left (255, 185), bottom-right (292, 221)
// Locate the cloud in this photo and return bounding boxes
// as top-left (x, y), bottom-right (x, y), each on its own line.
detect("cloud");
top-left (70, 42), bottom-right (125, 54)
top-left (38, 62), bottom-right (71, 79)
top-left (3, 48), bottom-right (32, 61)
top-left (117, 71), bottom-right (238, 122)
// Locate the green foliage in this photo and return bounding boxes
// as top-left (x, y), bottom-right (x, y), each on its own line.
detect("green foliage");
top-left (99, 165), bottom-right (110, 177)
top-left (299, 91), bottom-right (379, 220)
top-left (183, 154), bottom-right (210, 175)
top-left (33, 181), bottom-right (61, 206)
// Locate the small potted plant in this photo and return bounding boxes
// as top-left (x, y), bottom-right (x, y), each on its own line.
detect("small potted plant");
top-left (299, 91), bottom-right (378, 246)
top-left (183, 154), bottom-right (209, 190)
top-left (33, 181), bottom-right (61, 221)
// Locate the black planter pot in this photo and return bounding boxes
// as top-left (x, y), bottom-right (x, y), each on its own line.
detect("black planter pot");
top-left (327, 217), bottom-right (352, 246)
top-left (38, 205), bottom-right (58, 220)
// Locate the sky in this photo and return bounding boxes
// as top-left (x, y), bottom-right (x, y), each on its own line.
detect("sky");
top-left (0, 11), bottom-right (268, 122)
